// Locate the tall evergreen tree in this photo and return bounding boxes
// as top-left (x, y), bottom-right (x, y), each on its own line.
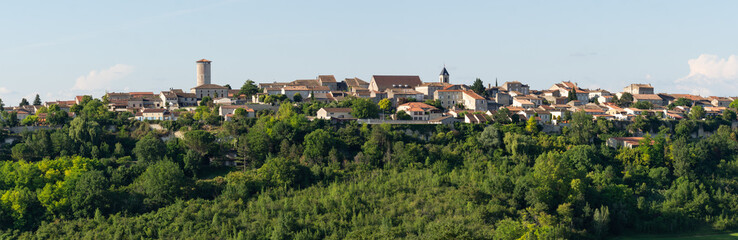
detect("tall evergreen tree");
top-left (471, 78), bottom-right (485, 95)
top-left (33, 94), bottom-right (41, 105)
top-left (19, 98), bottom-right (29, 107)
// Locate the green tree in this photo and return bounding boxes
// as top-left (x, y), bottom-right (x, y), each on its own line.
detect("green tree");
top-left (258, 157), bottom-right (311, 187)
top-left (292, 93), bottom-right (302, 102)
top-left (525, 115), bottom-right (539, 133)
top-left (32, 94), bottom-right (41, 106)
top-left (395, 110), bottom-right (412, 120)
top-left (184, 130), bottom-right (217, 156)
top-left (239, 80), bottom-right (260, 97)
top-left (378, 98), bottom-right (392, 113)
top-left (567, 111), bottom-right (595, 144)
top-left (0, 187), bottom-right (45, 230)
top-left (618, 93), bottom-right (633, 107)
top-left (200, 96), bottom-right (213, 107)
top-left (689, 105), bottom-right (705, 120)
top-left (723, 109), bottom-right (737, 121)
top-left (302, 129), bottom-right (333, 164)
top-left (68, 117), bottom-right (102, 144)
top-left (631, 101), bottom-right (653, 109)
top-left (471, 78), bottom-right (485, 95)
top-left (19, 98), bottom-right (29, 107)
top-left (567, 89), bottom-right (577, 102)
top-left (593, 205), bottom-right (610, 237)
top-left (45, 104), bottom-right (69, 125)
top-left (479, 125), bottom-right (502, 150)
top-left (673, 98), bottom-right (692, 107)
top-left (134, 160), bottom-right (189, 207)
top-left (493, 108), bottom-right (511, 123)
top-left (350, 98), bottom-right (379, 119)
top-left (424, 99), bottom-right (443, 109)
top-left (236, 124), bottom-right (271, 167)
top-left (133, 134), bottom-right (166, 162)
top-left (183, 149), bottom-right (204, 177)
top-left (730, 99), bottom-right (738, 109)
top-left (69, 170), bottom-right (110, 218)
top-left (0, 98), bottom-right (4, 111)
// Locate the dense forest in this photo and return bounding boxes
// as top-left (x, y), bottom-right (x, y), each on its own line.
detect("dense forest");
top-left (1, 96), bottom-right (738, 239)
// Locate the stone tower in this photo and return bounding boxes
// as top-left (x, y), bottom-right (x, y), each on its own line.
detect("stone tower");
top-left (196, 59), bottom-right (212, 86)
top-left (439, 66), bottom-right (449, 83)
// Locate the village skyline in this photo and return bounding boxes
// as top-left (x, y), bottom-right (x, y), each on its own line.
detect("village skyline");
top-left (3, 1), bottom-right (738, 105)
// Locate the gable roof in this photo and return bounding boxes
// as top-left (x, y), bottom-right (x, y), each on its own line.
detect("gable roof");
top-left (317, 75), bottom-right (336, 83)
top-left (345, 77), bottom-right (368, 87)
top-left (371, 75), bottom-right (422, 90)
top-left (192, 84), bottom-right (228, 89)
top-left (398, 102), bottom-right (439, 112)
top-left (633, 94), bottom-right (663, 100)
top-left (287, 79), bottom-right (320, 87)
top-left (321, 108), bottom-right (352, 113)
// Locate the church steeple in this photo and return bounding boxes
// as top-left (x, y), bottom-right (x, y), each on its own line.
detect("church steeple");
top-left (495, 78), bottom-right (498, 87)
top-left (439, 66), bottom-right (449, 83)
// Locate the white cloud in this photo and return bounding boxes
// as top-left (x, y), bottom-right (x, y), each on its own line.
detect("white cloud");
top-left (72, 64), bottom-right (134, 91)
top-left (0, 87), bottom-right (11, 94)
top-left (675, 54), bottom-right (738, 96)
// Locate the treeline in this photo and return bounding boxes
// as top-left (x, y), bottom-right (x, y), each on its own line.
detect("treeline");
top-left (1, 97), bottom-right (738, 239)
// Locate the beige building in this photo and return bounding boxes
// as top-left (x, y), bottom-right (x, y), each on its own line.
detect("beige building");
top-left (434, 90), bottom-right (487, 111)
top-left (219, 105), bottom-right (255, 118)
top-left (632, 94), bottom-right (664, 106)
top-left (414, 82), bottom-right (450, 98)
top-left (316, 108), bottom-right (353, 119)
top-left (397, 102), bottom-right (442, 121)
top-left (501, 81), bottom-right (530, 95)
top-left (369, 75), bottom-right (423, 92)
top-left (135, 109), bottom-right (176, 121)
top-left (624, 84), bottom-right (654, 95)
top-left (317, 75), bottom-right (338, 91)
top-left (607, 137), bottom-right (646, 149)
top-left (191, 84), bottom-right (229, 99)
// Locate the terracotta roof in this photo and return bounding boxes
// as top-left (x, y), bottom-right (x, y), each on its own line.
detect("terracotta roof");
top-left (321, 108), bottom-right (352, 112)
top-left (436, 90), bottom-right (485, 100)
top-left (176, 92), bottom-right (196, 98)
top-left (345, 77), bottom-right (368, 87)
top-left (220, 105), bottom-right (254, 110)
top-left (371, 75), bottom-right (422, 90)
top-left (669, 94), bottom-right (706, 101)
top-left (611, 137), bottom-right (646, 146)
top-left (633, 94), bottom-right (663, 100)
top-left (318, 75), bottom-right (336, 83)
top-left (197, 59), bottom-right (211, 62)
top-left (130, 92), bottom-right (155, 96)
top-left (387, 88), bottom-right (423, 95)
top-left (192, 84), bottom-right (228, 89)
top-left (142, 109), bottom-right (167, 113)
top-left (282, 86), bottom-right (310, 90)
top-left (418, 82), bottom-right (450, 87)
top-left (398, 102), bottom-right (438, 112)
top-left (287, 79), bottom-right (320, 87)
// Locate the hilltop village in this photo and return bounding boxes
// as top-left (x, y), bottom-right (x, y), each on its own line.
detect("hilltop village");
top-left (3, 59), bottom-right (738, 239)
top-left (1, 59), bottom-right (736, 134)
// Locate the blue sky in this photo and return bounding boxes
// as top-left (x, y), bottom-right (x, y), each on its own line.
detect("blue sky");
top-left (2, 0), bottom-right (738, 105)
